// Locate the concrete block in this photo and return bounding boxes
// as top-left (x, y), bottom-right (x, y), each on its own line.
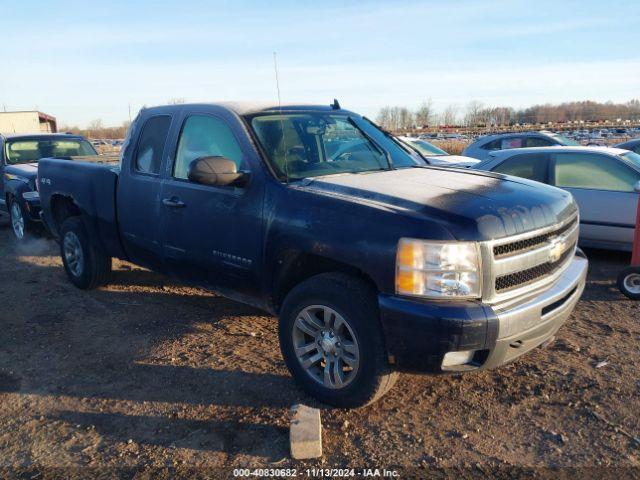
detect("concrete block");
top-left (290, 404), bottom-right (322, 459)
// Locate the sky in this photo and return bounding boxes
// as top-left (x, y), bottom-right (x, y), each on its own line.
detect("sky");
top-left (1, 0), bottom-right (639, 128)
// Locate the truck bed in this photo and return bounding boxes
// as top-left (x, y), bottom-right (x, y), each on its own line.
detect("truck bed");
top-left (38, 157), bottom-right (125, 258)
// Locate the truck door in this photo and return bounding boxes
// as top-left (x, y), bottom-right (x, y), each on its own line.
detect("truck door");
top-left (159, 109), bottom-right (265, 301)
top-left (116, 114), bottom-right (173, 271)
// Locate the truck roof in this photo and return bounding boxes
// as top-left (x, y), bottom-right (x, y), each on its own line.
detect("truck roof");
top-left (141, 102), bottom-right (342, 117)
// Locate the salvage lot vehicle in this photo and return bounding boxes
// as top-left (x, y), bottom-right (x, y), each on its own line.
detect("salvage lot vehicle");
top-left (396, 136), bottom-right (479, 167)
top-left (462, 131), bottom-right (580, 161)
top-left (38, 102), bottom-right (587, 407)
top-left (474, 146), bottom-right (640, 252)
top-left (0, 133), bottom-right (97, 241)
top-left (615, 138), bottom-right (640, 154)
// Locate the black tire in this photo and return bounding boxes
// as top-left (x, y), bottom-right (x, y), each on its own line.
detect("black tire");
top-left (617, 266), bottom-right (640, 300)
top-left (279, 272), bottom-right (398, 408)
top-left (59, 216), bottom-right (112, 290)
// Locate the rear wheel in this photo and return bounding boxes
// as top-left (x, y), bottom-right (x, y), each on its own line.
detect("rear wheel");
top-left (279, 272), bottom-right (398, 408)
top-left (60, 216), bottom-right (112, 289)
top-left (618, 266), bottom-right (640, 300)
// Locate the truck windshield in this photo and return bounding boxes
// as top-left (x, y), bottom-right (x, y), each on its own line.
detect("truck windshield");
top-left (249, 112), bottom-right (415, 181)
top-left (5, 138), bottom-right (97, 165)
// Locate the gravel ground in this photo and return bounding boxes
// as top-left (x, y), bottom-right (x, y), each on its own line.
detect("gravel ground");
top-left (0, 215), bottom-right (638, 479)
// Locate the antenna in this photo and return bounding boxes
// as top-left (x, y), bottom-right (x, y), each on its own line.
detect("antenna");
top-left (273, 51), bottom-right (289, 183)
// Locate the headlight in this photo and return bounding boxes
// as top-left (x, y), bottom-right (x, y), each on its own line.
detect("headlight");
top-left (4, 173), bottom-right (30, 183)
top-left (396, 239), bottom-right (482, 299)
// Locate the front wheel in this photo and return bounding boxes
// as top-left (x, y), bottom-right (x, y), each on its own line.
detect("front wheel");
top-left (60, 216), bottom-right (112, 289)
top-left (9, 199), bottom-right (29, 241)
top-left (618, 266), bottom-right (640, 300)
top-left (279, 273), bottom-right (398, 408)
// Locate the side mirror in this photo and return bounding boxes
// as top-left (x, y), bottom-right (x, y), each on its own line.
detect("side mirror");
top-left (635, 180), bottom-right (640, 193)
top-left (187, 156), bottom-right (246, 187)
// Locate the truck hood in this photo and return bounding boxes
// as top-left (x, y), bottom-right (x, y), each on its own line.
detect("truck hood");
top-left (4, 163), bottom-right (38, 180)
top-left (298, 166), bottom-right (577, 241)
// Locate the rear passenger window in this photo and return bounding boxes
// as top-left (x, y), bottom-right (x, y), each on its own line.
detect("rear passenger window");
top-left (525, 137), bottom-right (553, 147)
top-left (553, 153), bottom-right (640, 192)
top-left (501, 137), bottom-right (523, 149)
top-left (134, 116), bottom-right (171, 175)
top-left (482, 139), bottom-right (503, 150)
top-left (493, 153), bottom-right (549, 183)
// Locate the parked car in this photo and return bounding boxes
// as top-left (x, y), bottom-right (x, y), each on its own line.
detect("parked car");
top-left (615, 138), bottom-right (640, 154)
top-left (397, 136), bottom-right (479, 167)
top-left (38, 102), bottom-right (587, 407)
top-left (474, 146), bottom-right (640, 251)
top-left (0, 133), bottom-right (97, 240)
top-left (462, 131), bottom-right (580, 161)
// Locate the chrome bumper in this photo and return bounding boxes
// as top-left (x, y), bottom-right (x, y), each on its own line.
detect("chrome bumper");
top-left (480, 255), bottom-right (588, 370)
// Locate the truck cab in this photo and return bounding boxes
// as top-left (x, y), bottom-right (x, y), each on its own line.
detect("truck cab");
top-left (38, 103), bottom-right (588, 407)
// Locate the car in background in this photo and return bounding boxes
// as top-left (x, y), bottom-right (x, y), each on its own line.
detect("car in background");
top-left (615, 138), bottom-right (640, 154)
top-left (0, 133), bottom-right (97, 241)
top-left (474, 146), bottom-right (640, 251)
top-left (462, 131), bottom-right (580, 161)
top-left (397, 136), bottom-right (480, 167)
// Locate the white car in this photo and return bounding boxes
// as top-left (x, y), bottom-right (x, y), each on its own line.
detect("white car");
top-left (397, 136), bottom-right (479, 168)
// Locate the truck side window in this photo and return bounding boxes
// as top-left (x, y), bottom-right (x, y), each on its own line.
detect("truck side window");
top-left (173, 115), bottom-right (244, 180)
top-left (134, 115), bottom-right (171, 175)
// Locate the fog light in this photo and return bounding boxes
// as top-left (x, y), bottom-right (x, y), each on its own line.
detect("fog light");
top-left (442, 350), bottom-right (475, 367)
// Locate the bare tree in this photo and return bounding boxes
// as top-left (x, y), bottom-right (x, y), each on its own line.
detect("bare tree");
top-left (168, 97), bottom-right (186, 105)
top-left (464, 100), bottom-right (485, 127)
top-left (376, 106), bottom-right (414, 131)
top-left (415, 99), bottom-right (434, 127)
top-left (440, 104), bottom-right (459, 126)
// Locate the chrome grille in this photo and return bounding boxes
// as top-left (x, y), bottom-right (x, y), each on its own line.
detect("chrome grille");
top-left (495, 244), bottom-right (576, 292)
top-left (483, 213), bottom-right (579, 303)
top-left (493, 217), bottom-right (578, 258)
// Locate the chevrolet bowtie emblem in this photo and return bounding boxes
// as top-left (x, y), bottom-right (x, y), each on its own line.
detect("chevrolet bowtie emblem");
top-left (548, 237), bottom-right (567, 263)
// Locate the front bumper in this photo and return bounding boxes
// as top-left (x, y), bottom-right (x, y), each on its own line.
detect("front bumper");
top-left (379, 254), bottom-right (588, 373)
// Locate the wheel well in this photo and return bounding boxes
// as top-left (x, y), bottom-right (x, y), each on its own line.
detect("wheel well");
top-left (50, 195), bottom-right (82, 236)
top-left (272, 253), bottom-right (379, 313)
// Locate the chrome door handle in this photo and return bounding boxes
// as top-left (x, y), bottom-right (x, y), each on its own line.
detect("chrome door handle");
top-left (162, 197), bottom-right (186, 208)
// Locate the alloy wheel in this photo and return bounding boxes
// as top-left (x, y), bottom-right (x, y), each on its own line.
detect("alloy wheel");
top-left (292, 305), bottom-right (360, 389)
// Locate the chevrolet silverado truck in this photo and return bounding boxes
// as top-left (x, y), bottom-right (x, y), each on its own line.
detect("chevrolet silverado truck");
top-left (37, 102), bottom-right (588, 407)
top-left (0, 133), bottom-right (97, 240)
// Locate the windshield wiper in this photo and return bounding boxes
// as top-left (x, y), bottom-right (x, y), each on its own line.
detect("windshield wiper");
top-left (347, 116), bottom-right (393, 170)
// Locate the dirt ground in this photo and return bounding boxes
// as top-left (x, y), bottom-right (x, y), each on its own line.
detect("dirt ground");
top-left (0, 215), bottom-right (638, 479)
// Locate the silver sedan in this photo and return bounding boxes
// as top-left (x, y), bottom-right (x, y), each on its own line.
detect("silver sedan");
top-left (474, 146), bottom-right (640, 252)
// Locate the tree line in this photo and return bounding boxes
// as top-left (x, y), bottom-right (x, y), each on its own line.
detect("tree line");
top-left (376, 99), bottom-right (640, 131)
top-left (60, 119), bottom-right (131, 139)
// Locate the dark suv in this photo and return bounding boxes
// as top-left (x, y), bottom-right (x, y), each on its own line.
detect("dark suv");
top-left (0, 133), bottom-right (97, 240)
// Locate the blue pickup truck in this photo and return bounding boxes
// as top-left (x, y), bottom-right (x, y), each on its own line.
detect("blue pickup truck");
top-left (37, 102), bottom-right (588, 407)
